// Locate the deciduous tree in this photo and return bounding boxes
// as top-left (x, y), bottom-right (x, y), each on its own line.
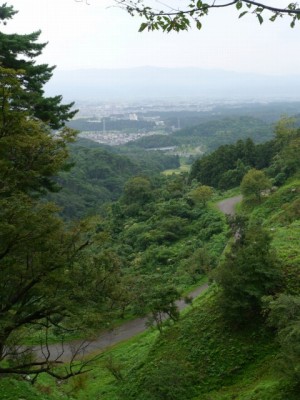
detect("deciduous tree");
top-left (188, 185), bottom-right (213, 206)
top-left (240, 168), bottom-right (271, 201)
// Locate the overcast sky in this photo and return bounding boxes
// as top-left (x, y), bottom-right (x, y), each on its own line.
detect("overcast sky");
top-left (4, 0), bottom-right (300, 76)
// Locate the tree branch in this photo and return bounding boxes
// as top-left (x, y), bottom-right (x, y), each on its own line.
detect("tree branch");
top-left (116, 0), bottom-right (300, 31)
top-left (240, 1), bottom-right (300, 14)
top-left (156, 1), bottom-right (300, 16)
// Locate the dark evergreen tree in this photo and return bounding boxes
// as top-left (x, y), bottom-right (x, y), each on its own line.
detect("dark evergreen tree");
top-left (0, 4), bottom-right (76, 129)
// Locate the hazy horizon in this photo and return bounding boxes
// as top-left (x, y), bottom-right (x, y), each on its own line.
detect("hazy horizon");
top-left (45, 66), bottom-right (300, 102)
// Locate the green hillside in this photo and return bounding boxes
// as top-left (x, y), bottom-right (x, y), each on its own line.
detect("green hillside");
top-left (6, 174), bottom-right (298, 400)
top-left (48, 175), bottom-right (297, 400)
top-left (48, 139), bottom-right (180, 219)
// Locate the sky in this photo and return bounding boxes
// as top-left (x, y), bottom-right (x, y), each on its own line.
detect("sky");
top-left (3, 0), bottom-right (300, 76)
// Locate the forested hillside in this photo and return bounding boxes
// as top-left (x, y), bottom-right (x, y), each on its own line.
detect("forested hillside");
top-left (126, 116), bottom-right (273, 152)
top-left (54, 116), bottom-right (273, 220)
top-left (48, 139), bottom-right (179, 219)
top-left (190, 137), bottom-right (275, 189)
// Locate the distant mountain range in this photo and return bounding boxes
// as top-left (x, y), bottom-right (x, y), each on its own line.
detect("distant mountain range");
top-left (44, 67), bottom-right (300, 101)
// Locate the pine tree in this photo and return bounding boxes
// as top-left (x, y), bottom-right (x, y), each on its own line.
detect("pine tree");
top-left (0, 4), bottom-right (76, 129)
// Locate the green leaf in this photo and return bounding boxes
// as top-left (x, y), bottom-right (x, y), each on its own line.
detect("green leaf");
top-left (257, 14), bottom-right (263, 25)
top-left (196, 20), bottom-right (202, 30)
top-left (236, 1), bottom-right (243, 10)
top-left (138, 22), bottom-right (148, 32)
top-left (239, 11), bottom-right (248, 18)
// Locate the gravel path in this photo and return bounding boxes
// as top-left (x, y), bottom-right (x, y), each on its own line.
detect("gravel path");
top-left (32, 195), bottom-right (241, 362)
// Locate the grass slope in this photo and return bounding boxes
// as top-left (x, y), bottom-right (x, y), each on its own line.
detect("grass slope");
top-left (0, 377), bottom-right (55, 400)
top-left (248, 176), bottom-right (300, 294)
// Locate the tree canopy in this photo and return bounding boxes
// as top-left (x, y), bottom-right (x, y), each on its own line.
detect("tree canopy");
top-left (240, 168), bottom-right (271, 201)
top-left (115, 1), bottom-right (300, 32)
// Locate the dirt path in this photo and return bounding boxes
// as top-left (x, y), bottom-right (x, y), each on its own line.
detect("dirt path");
top-left (33, 195), bottom-right (241, 362)
top-left (217, 195), bottom-right (242, 216)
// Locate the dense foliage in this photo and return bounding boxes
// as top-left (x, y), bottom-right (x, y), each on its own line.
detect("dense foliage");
top-left (100, 173), bottom-right (227, 296)
top-left (190, 137), bottom-right (274, 189)
top-left (190, 118), bottom-right (300, 190)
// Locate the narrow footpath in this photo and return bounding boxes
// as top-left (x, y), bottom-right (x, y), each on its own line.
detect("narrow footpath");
top-left (33, 195), bottom-right (242, 362)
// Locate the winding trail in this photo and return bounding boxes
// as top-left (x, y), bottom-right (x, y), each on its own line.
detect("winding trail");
top-left (33, 195), bottom-right (241, 362)
top-left (33, 284), bottom-right (209, 362)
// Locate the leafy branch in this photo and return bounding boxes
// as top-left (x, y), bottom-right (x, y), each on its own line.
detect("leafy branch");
top-left (114, 1), bottom-right (300, 31)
